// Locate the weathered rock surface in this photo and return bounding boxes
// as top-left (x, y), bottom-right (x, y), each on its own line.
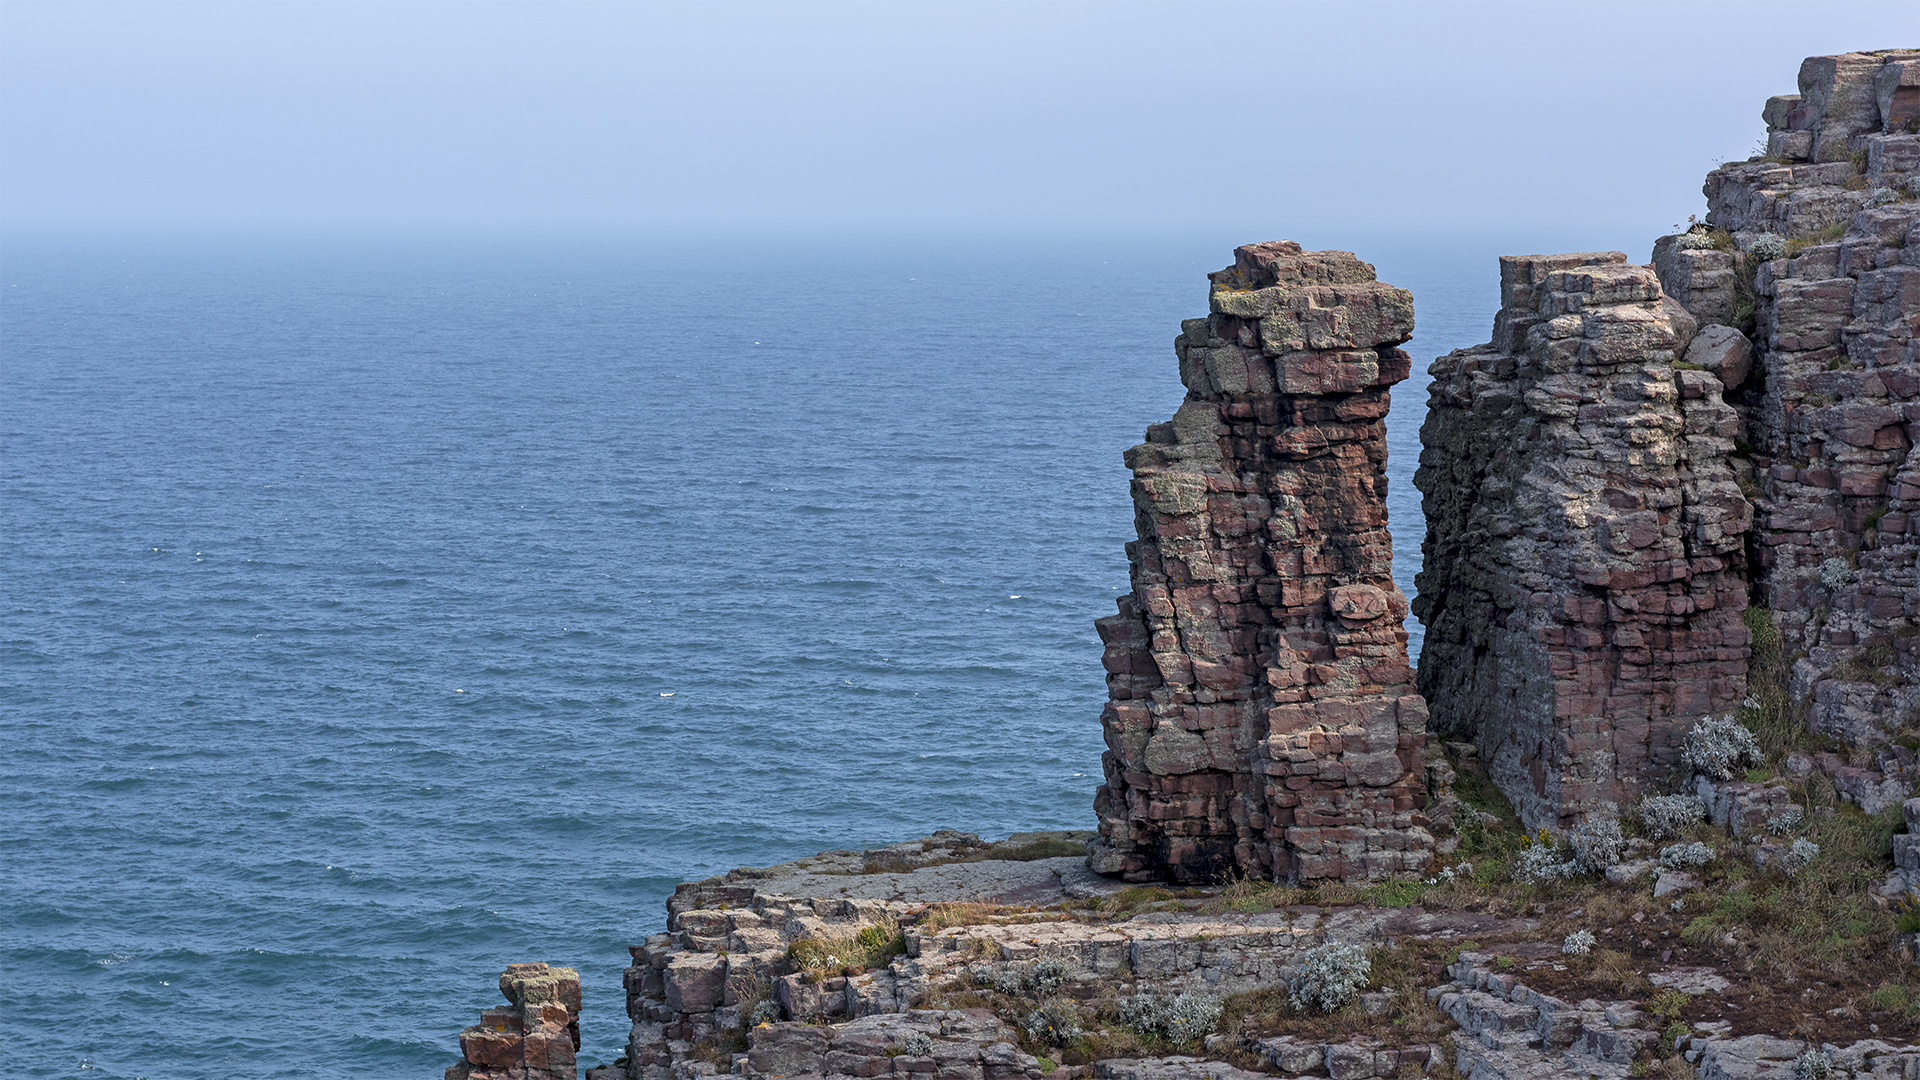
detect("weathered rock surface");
top-left (1090, 242), bottom-right (1434, 883)
top-left (448, 963), bottom-right (584, 1080)
top-left (1428, 952), bottom-right (1659, 1079)
top-left (1414, 251), bottom-right (1754, 830)
top-left (615, 836), bottom-right (1529, 1080)
top-left (1667, 50), bottom-right (1920, 755)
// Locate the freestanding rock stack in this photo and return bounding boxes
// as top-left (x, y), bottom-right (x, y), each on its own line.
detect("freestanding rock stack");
top-left (1413, 253), bottom-right (1755, 831)
top-left (447, 962), bottom-right (583, 1080)
top-left (1088, 241), bottom-right (1435, 884)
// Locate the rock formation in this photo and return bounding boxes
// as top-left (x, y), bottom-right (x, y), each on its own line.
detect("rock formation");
top-left (1413, 253), bottom-right (1754, 830)
top-left (1414, 50), bottom-right (1920, 830)
top-left (447, 962), bottom-right (583, 1080)
top-left (1088, 242), bottom-right (1435, 883)
top-left (1663, 49), bottom-right (1920, 758)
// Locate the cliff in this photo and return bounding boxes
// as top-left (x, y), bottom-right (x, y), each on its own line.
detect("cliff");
top-left (448, 49), bottom-right (1920, 1080)
top-left (1412, 251), bottom-right (1753, 831)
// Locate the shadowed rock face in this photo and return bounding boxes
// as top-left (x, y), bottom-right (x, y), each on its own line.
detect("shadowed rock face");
top-left (1413, 251), bottom-right (1754, 832)
top-left (1088, 241), bottom-right (1435, 885)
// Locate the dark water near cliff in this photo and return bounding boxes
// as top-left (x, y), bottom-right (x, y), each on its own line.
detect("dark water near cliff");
top-left (1, 234), bottom-right (1496, 1079)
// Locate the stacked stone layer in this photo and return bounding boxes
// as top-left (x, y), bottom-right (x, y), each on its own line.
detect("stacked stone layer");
top-left (448, 963), bottom-right (583, 1080)
top-left (1661, 50), bottom-right (1920, 754)
top-left (1414, 253), bottom-right (1753, 830)
top-left (1088, 242), bottom-right (1434, 883)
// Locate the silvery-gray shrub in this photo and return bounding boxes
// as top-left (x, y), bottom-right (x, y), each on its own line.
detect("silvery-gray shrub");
top-left (1638, 793), bottom-right (1707, 839)
top-left (1749, 233), bottom-right (1788, 261)
top-left (899, 1032), bottom-right (932, 1057)
top-left (1020, 1001), bottom-right (1082, 1047)
top-left (1286, 940), bottom-right (1371, 1014)
top-left (748, 999), bottom-right (782, 1026)
top-left (1512, 839), bottom-right (1579, 884)
top-left (1819, 557), bottom-right (1854, 589)
top-left (1766, 806), bottom-right (1803, 835)
top-left (1676, 230), bottom-right (1717, 250)
top-left (1116, 992), bottom-right (1221, 1044)
top-left (1793, 1049), bottom-right (1835, 1080)
top-left (1786, 838), bottom-right (1820, 873)
top-left (1562, 930), bottom-right (1597, 956)
top-left (1569, 816), bottom-right (1623, 873)
top-left (1680, 714), bottom-right (1763, 781)
top-left (1866, 186), bottom-right (1900, 208)
top-left (1161, 993), bottom-right (1223, 1044)
top-left (1659, 841), bottom-right (1715, 869)
top-left (1027, 958), bottom-right (1067, 995)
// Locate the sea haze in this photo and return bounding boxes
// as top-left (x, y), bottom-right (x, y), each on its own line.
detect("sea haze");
top-left (0, 234), bottom-right (1495, 1079)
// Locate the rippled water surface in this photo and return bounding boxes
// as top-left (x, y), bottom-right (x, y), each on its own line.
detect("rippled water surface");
top-left (1, 234), bottom-right (1495, 1079)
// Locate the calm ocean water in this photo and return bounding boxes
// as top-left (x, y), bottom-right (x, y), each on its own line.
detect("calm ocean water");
top-left (1, 234), bottom-right (1496, 1079)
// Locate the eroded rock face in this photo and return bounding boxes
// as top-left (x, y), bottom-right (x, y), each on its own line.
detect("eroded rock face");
top-left (1414, 252), bottom-right (1753, 831)
top-left (1663, 50), bottom-right (1920, 753)
top-left (1089, 242), bottom-right (1434, 884)
top-left (447, 963), bottom-right (583, 1080)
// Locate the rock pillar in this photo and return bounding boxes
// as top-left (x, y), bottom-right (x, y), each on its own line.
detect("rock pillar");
top-left (1414, 253), bottom-right (1753, 831)
top-left (447, 962), bottom-right (583, 1080)
top-left (1089, 241), bottom-right (1435, 885)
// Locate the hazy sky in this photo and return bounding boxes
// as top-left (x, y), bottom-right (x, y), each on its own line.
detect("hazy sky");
top-left (2, 2), bottom-right (1914, 239)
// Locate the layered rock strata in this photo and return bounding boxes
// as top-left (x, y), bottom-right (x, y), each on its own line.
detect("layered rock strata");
top-left (1089, 242), bottom-right (1435, 884)
top-left (448, 963), bottom-right (583, 1080)
top-left (1657, 49), bottom-right (1920, 753)
top-left (615, 834), bottom-right (1517, 1080)
top-left (1414, 253), bottom-right (1754, 830)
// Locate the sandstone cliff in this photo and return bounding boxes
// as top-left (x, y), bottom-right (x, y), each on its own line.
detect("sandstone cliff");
top-left (1088, 242), bottom-right (1435, 884)
top-left (1412, 252), bottom-right (1753, 831)
top-left (1666, 50), bottom-right (1920, 764)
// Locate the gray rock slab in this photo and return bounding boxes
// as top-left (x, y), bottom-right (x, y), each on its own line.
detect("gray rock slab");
top-left (744, 856), bottom-right (1129, 906)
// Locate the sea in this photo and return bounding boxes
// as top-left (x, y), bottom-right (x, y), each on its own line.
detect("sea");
top-left (1, 232), bottom-right (1502, 1079)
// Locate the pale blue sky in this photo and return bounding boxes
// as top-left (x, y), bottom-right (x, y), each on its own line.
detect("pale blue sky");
top-left (2, 1), bottom-right (1913, 239)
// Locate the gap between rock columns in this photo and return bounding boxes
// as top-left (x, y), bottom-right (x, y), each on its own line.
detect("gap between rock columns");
top-left (1089, 241), bottom-right (1436, 885)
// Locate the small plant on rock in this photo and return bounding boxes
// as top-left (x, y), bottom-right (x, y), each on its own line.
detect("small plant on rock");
top-left (1638, 794), bottom-right (1707, 839)
top-left (1020, 1001), bottom-right (1083, 1047)
top-left (1749, 233), bottom-right (1788, 261)
top-left (1570, 816), bottom-right (1624, 873)
top-left (1562, 929), bottom-right (1597, 956)
top-left (1026, 958), bottom-right (1067, 995)
top-left (1286, 940), bottom-right (1371, 1014)
top-left (748, 999), bottom-right (782, 1027)
top-left (1512, 832), bottom-right (1580, 883)
top-left (1659, 841), bottom-right (1715, 869)
top-left (1162, 993), bottom-right (1224, 1044)
top-left (1766, 806), bottom-right (1803, 834)
top-left (1866, 186), bottom-right (1901, 208)
top-left (1793, 1049), bottom-right (1836, 1080)
top-left (1116, 991), bottom-right (1222, 1044)
top-left (1819, 557), bottom-right (1854, 589)
top-left (1681, 714), bottom-right (1763, 781)
top-left (898, 1032), bottom-right (932, 1057)
top-left (1784, 837), bottom-right (1820, 873)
